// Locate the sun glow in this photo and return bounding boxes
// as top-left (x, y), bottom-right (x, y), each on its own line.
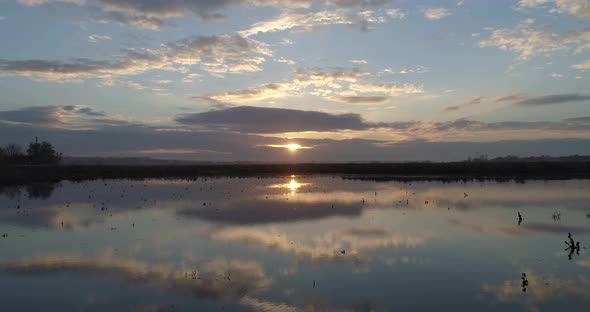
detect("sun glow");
top-left (264, 143), bottom-right (313, 151)
top-left (286, 143), bottom-right (301, 151)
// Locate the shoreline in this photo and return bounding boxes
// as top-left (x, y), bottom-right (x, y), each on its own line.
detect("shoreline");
top-left (2, 161), bottom-right (590, 185)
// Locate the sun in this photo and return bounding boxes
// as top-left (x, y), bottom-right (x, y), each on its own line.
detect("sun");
top-left (286, 143), bottom-right (301, 152)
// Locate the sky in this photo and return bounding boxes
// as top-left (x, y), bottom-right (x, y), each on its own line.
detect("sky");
top-left (0, 0), bottom-right (589, 162)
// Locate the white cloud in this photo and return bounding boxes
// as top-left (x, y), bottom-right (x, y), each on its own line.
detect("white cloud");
top-left (350, 59), bottom-right (368, 64)
top-left (386, 8), bottom-right (406, 19)
top-left (348, 82), bottom-right (424, 96)
top-left (87, 34), bottom-right (112, 43)
top-left (573, 59), bottom-right (590, 69)
top-left (518, 0), bottom-right (590, 20)
top-left (182, 73), bottom-right (201, 83)
top-left (200, 67), bottom-right (424, 106)
top-left (239, 9), bottom-right (396, 37)
top-left (422, 7), bottom-right (452, 20)
top-left (0, 34), bottom-right (272, 81)
top-left (275, 57), bottom-right (296, 65)
top-left (479, 19), bottom-right (590, 61)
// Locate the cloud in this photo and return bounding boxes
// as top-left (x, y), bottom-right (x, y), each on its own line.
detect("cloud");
top-left (19, 0), bottom-right (393, 30)
top-left (175, 106), bottom-right (384, 133)
top-left (514, 93), bottom-right (590, 106)
top-left (0, 34), bottom-right (270, 81)
top-left (4, 106), bottom-right (590, 161)
top-left (348, 82), bottom-right (424, 96)
top-left (203, 83), bottom-right (294, 104)
top-left (445, 93), bottom-right (590, 111)
top-left (443, 97), bottom-right (486, 112)
top-left (431, 117), bottom-right (590, 133)
top-left (198, 67), bottom-right (422, 105)
top-left (0, 255), bottom-right (271, 299)
top-left (328, 95), bottom-right (389, 104)
top-left (573, 59), bottom-right (590, 69)
top-left (0, 106), bottom-right (67, 125)
top-left (422, 7), bottom-right (452, 20)
top-left (67, 0), bottom-right (311, 29)
top-left (205, 226), bottom-right (425, 263)
top-left (87, 34), bottom-right (111, 43)
top-left (479, 19), bottom-right (590, 61)
top-left (518, 0), bottom-right (590, 20)
top-left (495, 94), bottom-right (527, 102)
top-left (0, 105), bottom-right (118, 127)
top-left (239, 9), bottom-right (393, 37)
top-left (180, 196), bottom-right (365, 224)
top-left (482, 270), bottom-right (590, 311)
top-left (18, 0), bottom-right (84, 6)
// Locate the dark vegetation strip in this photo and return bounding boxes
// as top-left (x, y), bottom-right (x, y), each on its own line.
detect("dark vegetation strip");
top-left (1, 161), bottom-right (590, 185)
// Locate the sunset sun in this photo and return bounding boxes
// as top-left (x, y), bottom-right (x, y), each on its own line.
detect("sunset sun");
top-left (286, 144), bottom-right (301, 152)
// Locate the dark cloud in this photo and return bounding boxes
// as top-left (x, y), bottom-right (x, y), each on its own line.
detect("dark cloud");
top-left (444, 93), bottom-right (590, 112)
top-left (0, 106), bottom-right (62, 125)
top-left (76, 107), bottom-right (106, 117)
top-left (329, 0), bottom-right (389, 7)
top-left (48, 0), bottom-right (390, 29)
top-left (514, 93), bottom-right (590, 106)
top-left (0, 105), bottom-right (112, 126)
top-left (564, 116), bottom-right (590, 123)
top-left (444, 105), bottom-right (461, 112)
top-left (176, 106), bottom-right (420, 133)
top-left (175, 106), bottom-right (375, 133)
top-left (179, 198), bottom-right (363, 224)
top-left (433, 117), bottom-right (590, 132)
top-left (443, 97), bottom-right (486, 112)
top-left (328, 96), bottom-right (389, 104)
top-left (0, 58), bottom-right (114, 78)
top-left (495, 94), bottom-right (526, 102)
top-left (89, 7), bottom-right (169, 30)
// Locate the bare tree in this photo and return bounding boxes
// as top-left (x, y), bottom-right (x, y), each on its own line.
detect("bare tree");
top-left (4, 143), bottom-right (23, 161)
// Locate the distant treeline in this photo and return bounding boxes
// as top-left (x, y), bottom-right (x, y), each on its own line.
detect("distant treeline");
top-left (466, 154), bottom-right (590, 162)
top-left (0, 139), bottom-right (61, 165)
top-left (1, 161), bottom-right (590, 185)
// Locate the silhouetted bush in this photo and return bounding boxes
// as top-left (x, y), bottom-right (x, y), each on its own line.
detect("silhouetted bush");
top-left (1, 139), bottom-right (62, 165)
top-left (27, 140), bottom-right (62, 165)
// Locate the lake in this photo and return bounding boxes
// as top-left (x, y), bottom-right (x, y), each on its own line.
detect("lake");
top-left (1, 176), bottom-right (589, 311)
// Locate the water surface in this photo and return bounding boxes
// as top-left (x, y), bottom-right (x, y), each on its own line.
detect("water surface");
top-left (1, 177), bottom-right (589, 311)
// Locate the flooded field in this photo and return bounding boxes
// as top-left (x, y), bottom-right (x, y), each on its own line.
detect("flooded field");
top-left (1, 176), bottom-right (589, 311)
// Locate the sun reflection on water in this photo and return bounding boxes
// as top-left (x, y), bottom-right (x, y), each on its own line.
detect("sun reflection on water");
top-left (268, 176), bottom-right (311, 194)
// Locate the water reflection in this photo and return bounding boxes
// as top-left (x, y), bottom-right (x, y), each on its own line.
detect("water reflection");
top-left (0, 177), bottom-right (589, 311)
top-left (267, 175), bottom-right (311, 195)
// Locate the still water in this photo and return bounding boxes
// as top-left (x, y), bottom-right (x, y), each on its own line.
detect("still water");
top-left (1, 176), bottom-right (589, 311)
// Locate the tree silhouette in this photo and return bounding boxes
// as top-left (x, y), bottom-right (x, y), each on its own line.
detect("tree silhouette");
top-left (4, 143), bottom-right (24, 163)
top-left (27, 140), bottom-right (61, 164)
